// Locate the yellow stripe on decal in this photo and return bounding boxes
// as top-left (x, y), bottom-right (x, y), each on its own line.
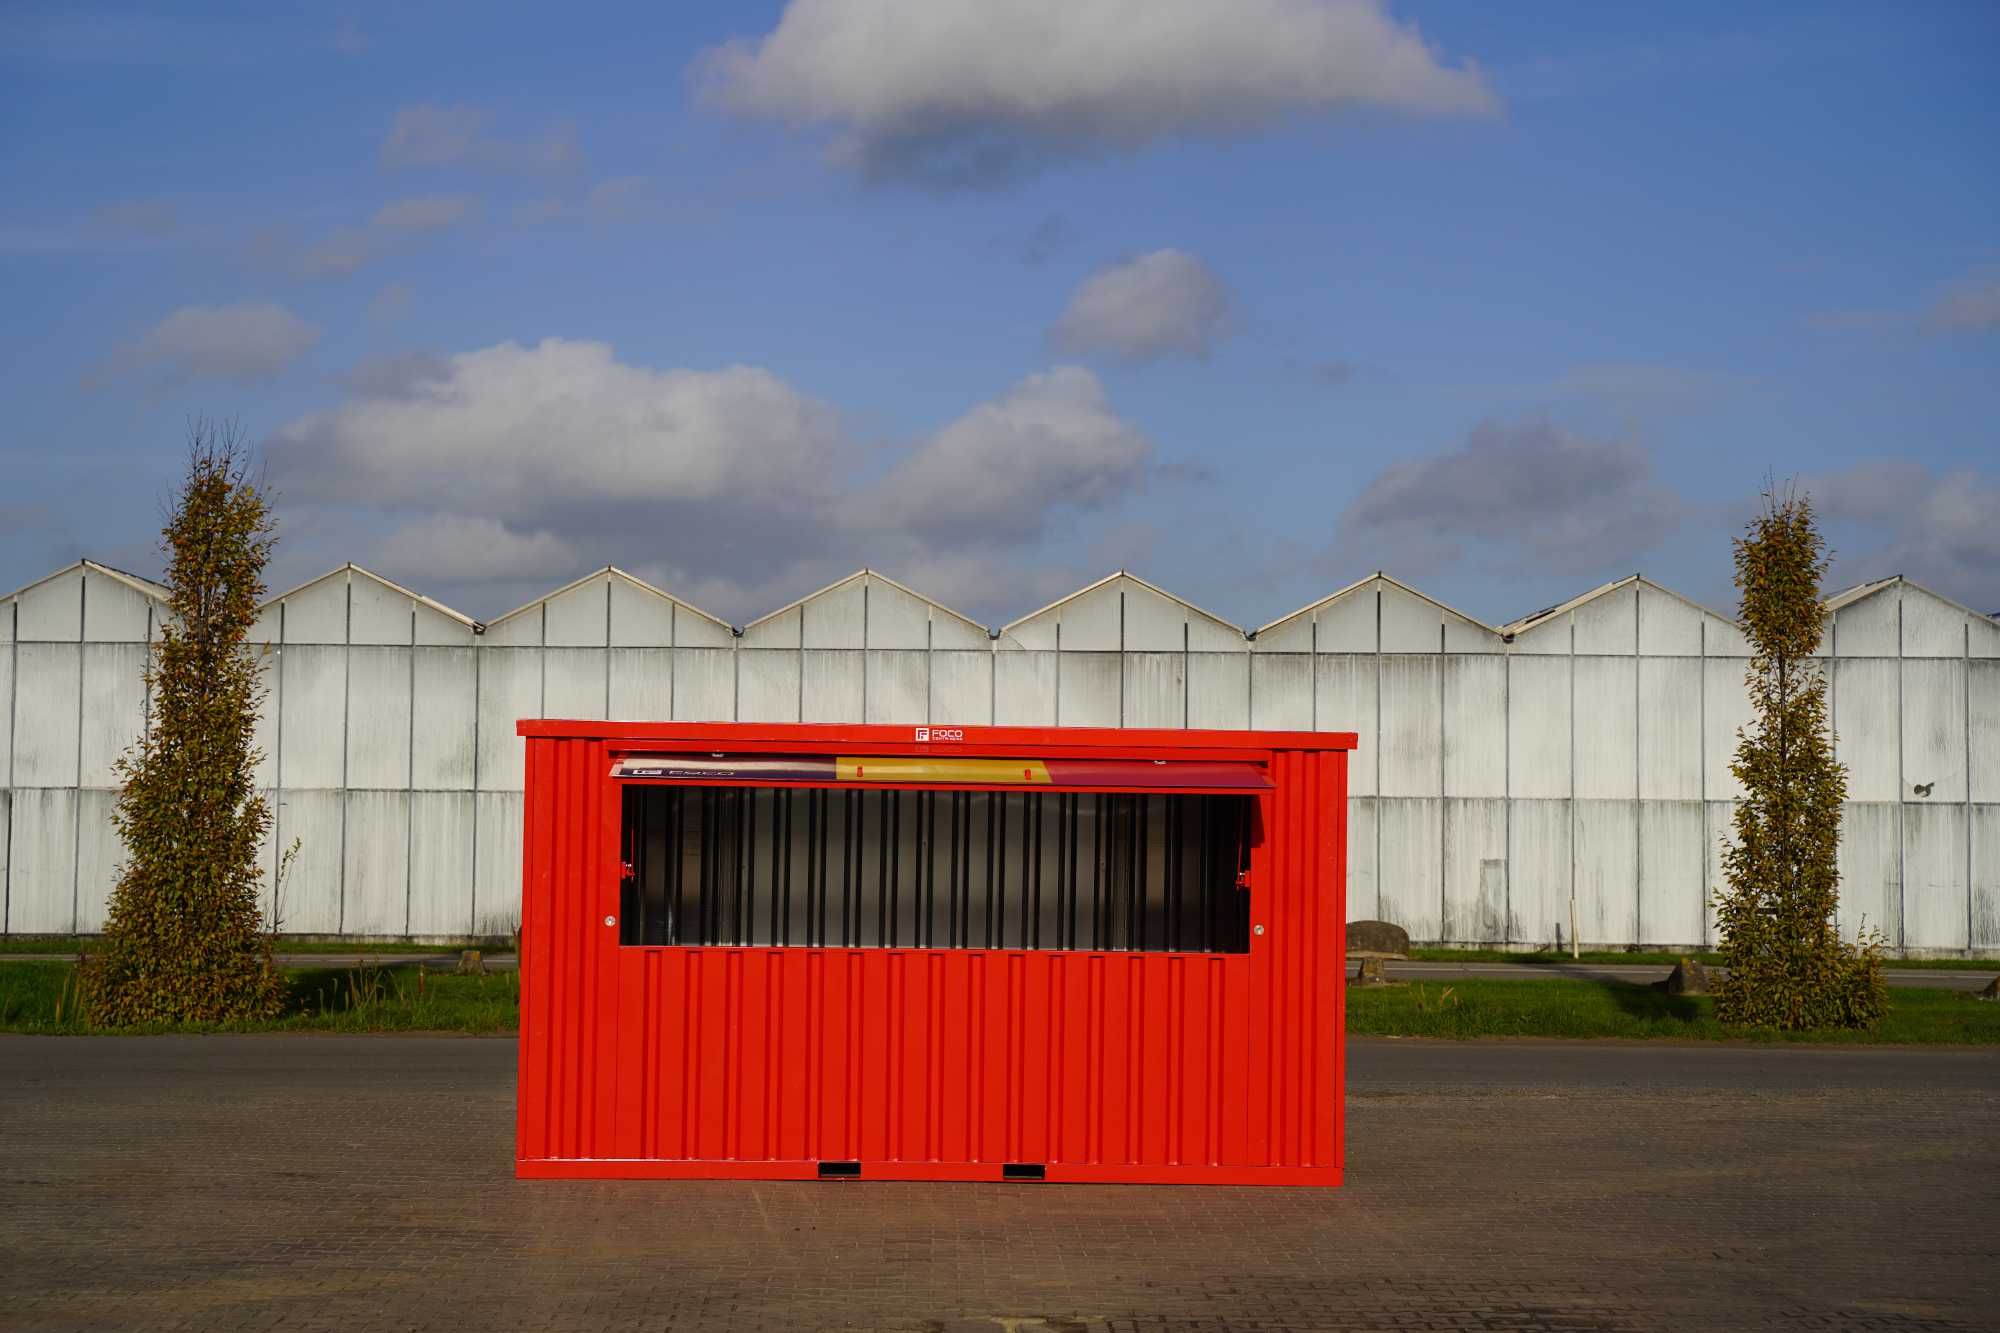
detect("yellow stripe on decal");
top-left (837, 757), bottom-right (1052, 785)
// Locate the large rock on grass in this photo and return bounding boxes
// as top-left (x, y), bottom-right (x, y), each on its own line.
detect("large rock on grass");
top-left (1347, 920), bottom-right (1410, 959)
top-left (1654, 957), bottom-right (1715, 996)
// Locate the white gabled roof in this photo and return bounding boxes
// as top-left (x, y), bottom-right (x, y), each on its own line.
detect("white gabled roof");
top-left (263, 563), bottom-right (480, 629)
top-left (1254, 571), bottom-right (1494, 640)
top-left (1821, 574), bottom-right (1906, 614)
top-left (1001, 570), bottom-right (1247, 639)
top-left (10, 555), bottom-right (1986, 644)
top-left (482, 567), bottom-right (600, 633)
top-left (1821, 573), bottom-right (2000, 630)
top-left (1497, 573), bottom-right (1740, 639)
top-left (863, 568), bottom-right (995, 637)
top-left (741, 567), bottom-right (991, 638)
top-left (2, 558), bottom-right (170, 605)
top-left (1498, 575), bottom-right (1634, 638)
top-left (482, 565), bottom-right (730, 636)
top-left (605, 566), bottom-right (734, 637)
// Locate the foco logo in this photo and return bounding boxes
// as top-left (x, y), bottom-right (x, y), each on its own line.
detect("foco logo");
top-left (915, 726), bottom-right (963, 743)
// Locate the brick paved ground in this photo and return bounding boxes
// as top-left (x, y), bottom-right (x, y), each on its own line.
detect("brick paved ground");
top-left (1, 1037), bottom-right (1993, 1333)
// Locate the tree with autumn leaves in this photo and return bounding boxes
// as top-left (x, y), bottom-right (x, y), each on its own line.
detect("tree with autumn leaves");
top-left (82, 427), bottom-right (284, 1025)
top-left (1712, 485), bottom-right (1886, 1030)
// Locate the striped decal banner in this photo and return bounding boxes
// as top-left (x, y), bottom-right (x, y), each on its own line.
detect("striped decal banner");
top-left (612, 755), bottom-right (1271, 791)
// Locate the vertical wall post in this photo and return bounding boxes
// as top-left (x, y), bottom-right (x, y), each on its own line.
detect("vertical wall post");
top-left (1896, 590), bottom-right (1905, 948)
top-left (1568, 610), bottom-right (1578, 958)
top-left (404, 602), bottom-right (417, 938)
top-left (1373, 581), bottom-right (1382, 920)
top-left (337, 570), bottom-right (352, 933)
top-left (4, 596), bottom-right (15, 934)
top-left (68, 573), bottom-right (85, 932)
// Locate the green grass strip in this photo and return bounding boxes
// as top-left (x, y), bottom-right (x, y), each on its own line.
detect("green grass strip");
top-left (1350, 978), bottom-right (2000, 1044)
top-left (0, 962), bottom-right (518, 1035)
top-left (1404, 947), bottom-right (1998, 970)
top-left (3, 963), bottom-right (1993, 1043)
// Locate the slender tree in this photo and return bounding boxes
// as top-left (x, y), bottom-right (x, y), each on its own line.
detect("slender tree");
top-left (82, 425), bottom-right (284, 1025)
top-left (1712, 484), bottom-right (1885, 1029)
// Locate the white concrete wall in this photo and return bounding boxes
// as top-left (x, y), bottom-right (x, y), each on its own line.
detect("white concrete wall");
top-left (5, 565), bottom-right (1996, 953)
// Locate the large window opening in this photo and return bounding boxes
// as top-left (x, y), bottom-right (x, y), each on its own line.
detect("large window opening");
top-left (618, 785), bottom-right (1253, 954)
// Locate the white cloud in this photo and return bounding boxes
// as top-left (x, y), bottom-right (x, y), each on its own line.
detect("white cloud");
top-left (269, 339), bottom-right (844, 516)
top-left (88, 301), bottom-right (319, 391)
top-left (867, 366), bottom-right (1152, 539)
top-left (1806, 460), bottom-right (2000, 610)
top-left (696, 0), bottom-right (1498, 185)
top-left (378, 102), bottom-right (582, 173)
top-left (266, 339), bottom-right (1158, 619)
top-left (1924, 269), bottom-right (2000, 334)
top-left (1337, 418), bottom-right (1685, 576)
top-left (374, 515), bottom-right (579, 584)
top-left (371, 194), bottom-right (476, 232)
top-left (1050, 250), bottom-right (1232, 363)
top-left (338, 350), bottom-right (451, 398)
top-left (296, 194), bottom-right (478, 279)
top-left (1808, 266), bottom-right (2000, 338)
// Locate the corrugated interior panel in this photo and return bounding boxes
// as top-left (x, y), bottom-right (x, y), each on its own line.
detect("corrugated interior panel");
top-left (519, 731), bottom-right (1346, 1182)
top-left (618, 786), bottom-right (1252, 954)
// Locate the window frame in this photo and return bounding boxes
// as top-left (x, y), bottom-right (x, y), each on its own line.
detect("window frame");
top-left (610, 768), bottom-right (1265, 957)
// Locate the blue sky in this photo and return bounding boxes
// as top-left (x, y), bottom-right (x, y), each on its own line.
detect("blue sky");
top-left (2, 0), bottom-right (1995, 628)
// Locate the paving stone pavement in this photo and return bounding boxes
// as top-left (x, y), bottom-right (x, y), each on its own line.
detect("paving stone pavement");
top-left (0, 1036), bottom-right (1994, 1333)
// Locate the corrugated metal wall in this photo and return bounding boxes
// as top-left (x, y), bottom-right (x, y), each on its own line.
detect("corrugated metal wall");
top-left (6, 562), bottom-right (1997, 952)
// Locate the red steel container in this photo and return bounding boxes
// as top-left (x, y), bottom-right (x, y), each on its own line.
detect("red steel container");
top-left (515, 721), bottom-right (1355, 1185)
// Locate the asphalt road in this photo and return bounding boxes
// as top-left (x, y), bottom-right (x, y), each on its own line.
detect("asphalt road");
top-left (1, 1035), bottom-right (1995, 1332)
